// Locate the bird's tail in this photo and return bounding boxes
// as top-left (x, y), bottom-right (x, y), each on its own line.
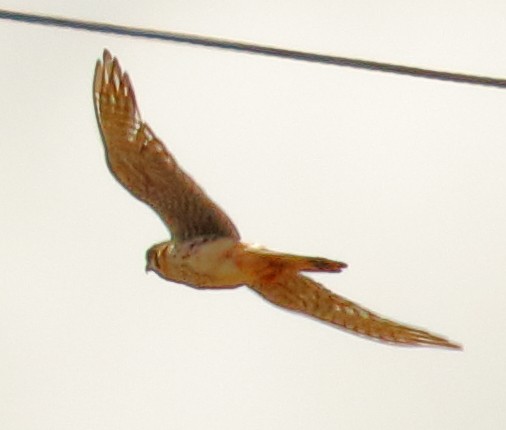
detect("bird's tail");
top-left (245, 246), bottom-right (347, 273)
top-left (290, 255), bottom-right (347, 273)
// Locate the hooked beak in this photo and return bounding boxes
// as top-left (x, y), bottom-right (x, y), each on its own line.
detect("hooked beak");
top-left (145, 247), bottom-right (160, 273)
top-left (145, 250), bottom-right (155, 273)
top-left (145, 261), bottom-right (153, 273)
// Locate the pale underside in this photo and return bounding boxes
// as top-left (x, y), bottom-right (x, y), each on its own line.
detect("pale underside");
top-left (94, 49), bottom-right (461, 349)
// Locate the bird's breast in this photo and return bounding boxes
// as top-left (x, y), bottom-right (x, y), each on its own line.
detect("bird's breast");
top-left (171, 237), bottom-right (247, 287)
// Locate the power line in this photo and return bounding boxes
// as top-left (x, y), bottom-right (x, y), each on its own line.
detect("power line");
top-left (2, 8), bottom-right (506, 89)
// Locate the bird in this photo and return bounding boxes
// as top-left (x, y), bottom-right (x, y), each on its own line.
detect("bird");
top-left (93, 49), bottom-right (461, 349)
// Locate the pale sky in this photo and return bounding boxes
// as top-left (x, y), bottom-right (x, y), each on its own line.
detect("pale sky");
top-left (1, 1), bottom-right (506, 429)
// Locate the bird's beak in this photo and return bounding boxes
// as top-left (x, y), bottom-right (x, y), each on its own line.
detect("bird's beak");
top-left (145, 261), bottom-right (153, 273)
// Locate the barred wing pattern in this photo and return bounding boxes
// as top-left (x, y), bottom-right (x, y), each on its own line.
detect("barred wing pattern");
top-left (252, 274), bottom-right (460, 348)
top-left (93, 50), bottom-right (239, 242)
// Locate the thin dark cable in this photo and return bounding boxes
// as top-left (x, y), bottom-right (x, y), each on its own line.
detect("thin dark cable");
top-left (2, 8), bottom-right (506, 89)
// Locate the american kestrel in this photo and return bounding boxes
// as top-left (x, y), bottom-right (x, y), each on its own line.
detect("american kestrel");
top-left (93, 49), bottom-right (460, 349)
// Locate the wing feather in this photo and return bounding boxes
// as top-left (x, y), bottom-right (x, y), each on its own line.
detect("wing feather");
top-left (250, 274), bottom-right (461, 349)
top-left (93, 50), bottom-right (239, 242)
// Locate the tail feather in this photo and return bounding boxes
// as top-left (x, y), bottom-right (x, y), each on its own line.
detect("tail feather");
top-left (247, 247), bottom-right (347, 273)
top-left (301, 256), bottom-right (347, 273)
top-left (249, 273), bottom-right (461, 349)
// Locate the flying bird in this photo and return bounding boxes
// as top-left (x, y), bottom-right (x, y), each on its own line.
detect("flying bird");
top-left (93, 49), bottom-right (460, 349)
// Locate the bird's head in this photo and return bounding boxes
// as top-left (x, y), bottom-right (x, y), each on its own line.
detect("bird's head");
top-left (145, 241), bottom-right (171, 274)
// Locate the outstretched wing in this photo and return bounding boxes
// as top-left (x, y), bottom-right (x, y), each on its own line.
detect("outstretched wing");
top-left (93, 49), bottom-right (239, 242)
top-left (250, 274), bottom-right (460, 349)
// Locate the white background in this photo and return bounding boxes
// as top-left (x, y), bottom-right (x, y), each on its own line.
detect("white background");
top-left (1, 1), bottom-right (506, 429)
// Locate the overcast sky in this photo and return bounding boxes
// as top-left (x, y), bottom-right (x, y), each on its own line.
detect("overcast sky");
top-left (1, 1), bottom-right (506, 429)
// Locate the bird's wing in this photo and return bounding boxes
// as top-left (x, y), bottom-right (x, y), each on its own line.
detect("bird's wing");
top-left (250, 274), bottom-right (460, 349)
top-left (93, 49), bottom-right (239, 242)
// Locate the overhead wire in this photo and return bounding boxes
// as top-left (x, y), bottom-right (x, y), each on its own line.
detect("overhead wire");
top-left (1, 8), bottom-right (506, 89)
